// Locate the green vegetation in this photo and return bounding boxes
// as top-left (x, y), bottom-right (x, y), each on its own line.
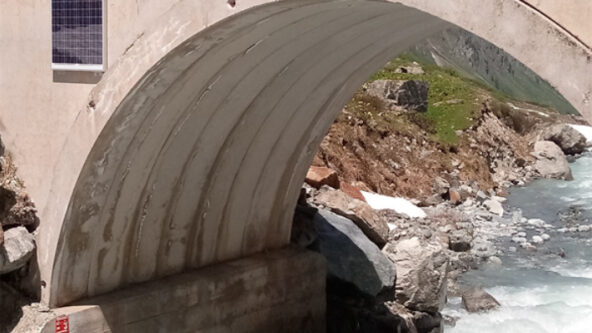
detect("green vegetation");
top-left (367, 53), bottom-right (503, 144)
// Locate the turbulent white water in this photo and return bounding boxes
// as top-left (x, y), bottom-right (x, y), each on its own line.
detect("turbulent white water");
top-left (443, 153), bottom-right (592, 333)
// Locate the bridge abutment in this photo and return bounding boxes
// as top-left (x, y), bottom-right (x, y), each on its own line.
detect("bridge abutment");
top-left (40, 247), bottom-right (326, 333)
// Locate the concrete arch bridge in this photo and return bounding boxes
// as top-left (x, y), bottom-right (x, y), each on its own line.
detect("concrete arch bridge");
top-left (2, 0), bottom-right (591, 331)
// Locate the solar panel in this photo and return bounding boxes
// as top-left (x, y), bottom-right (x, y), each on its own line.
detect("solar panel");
top-left (51, 0), bottom-right (104, 71)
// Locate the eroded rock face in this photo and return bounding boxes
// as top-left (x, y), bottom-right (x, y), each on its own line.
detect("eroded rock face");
top-left (314, 188), bottom-right (389, 247)
top-left (312, 209), bottom-right (396, 297)
top-left (386, 237), bottom-right (449, 313)
top-left (461, 287), bottom-right (500, 313)
top-left (532, 141), bottom-right (573, 180)
top-left (0, 227), bottom-right (35, 275)
top-left (539, 124), bottom-right (587, 155)
top-left (366, 80), bottom-right (429, 112)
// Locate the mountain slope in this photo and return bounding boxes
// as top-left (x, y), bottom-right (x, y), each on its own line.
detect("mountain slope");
top-left (409, 27), bottom-right (578, 115)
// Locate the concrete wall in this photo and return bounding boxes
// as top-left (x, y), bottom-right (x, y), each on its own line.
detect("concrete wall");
top-left (522, 0), bottom-right (592, 48)
top-left (40, 248), bottom-right (326, 333)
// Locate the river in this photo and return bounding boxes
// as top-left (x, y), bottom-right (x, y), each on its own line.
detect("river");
top-left (443, 152), bottom-right (592, 332)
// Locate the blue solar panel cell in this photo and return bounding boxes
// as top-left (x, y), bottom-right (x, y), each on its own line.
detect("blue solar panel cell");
top-left (52, 0), bottom-right (103, 67)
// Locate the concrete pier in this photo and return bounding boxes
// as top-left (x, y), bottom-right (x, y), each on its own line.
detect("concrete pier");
top-left (40, 248), bottom-right (326, 333)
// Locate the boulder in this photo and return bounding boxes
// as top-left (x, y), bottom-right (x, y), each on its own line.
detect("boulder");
top-left (387, 237), bottom-right (449, 313)
top-left (394, 62), bottom-right (425, 75)
top-left (532, 141), bottom-right (573, 180)
top-left (449, 230), bottom-right (472, 252)
top-left (539, 124), bottom-right (587, 155)
top-left (0, 187), bottom-right (39, 231)
top-left (387, 302), bottom-right (442, 333)
top-left (0, 281), bottom-right (25, 330)
top-left (448, 189), bottom-right (461, 204)
top-left (483, 199), bottom-right (504, 216)
top-left (461, 288), bottom-right (500, 313)
top-left (312, 209), bottom-right (396, 297)
top-left (0, 227), bottom-right (35, 275)
top-left (366, 80), bottom-right (429, 112)
top-left (433, 177), bottom-right (450, 196)
top-left (314, 188), bottom-right (389, 247)
top-left (305, 166), bottom-right (340, 189)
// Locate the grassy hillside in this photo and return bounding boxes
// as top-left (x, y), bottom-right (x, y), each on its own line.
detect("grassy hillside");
top-left (365, 54), bottom-right (509, 144)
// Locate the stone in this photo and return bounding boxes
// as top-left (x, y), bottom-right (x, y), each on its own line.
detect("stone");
top-left (395, 62), bottom-right (425, 75)
top-left (532, 141), bottom-right (573, 180)
top-left (0, 227), bottom-right (36, 275)
top-left (388, 237), bottom-right (448, 313)
top-left (531, 235), bottom-right (544, 244)
top-left (305, 166), bottom-right (340, 189)
top-left (461, 288), bottom-right (500, 313)
top-left (0, 227), bottom-right (3, 247)
top-left (433, 177), bottom-right (450, 195)
top-left (487, 256), bottom-right (502, 266)
top-left (539, 124), bottom-right (587, 155)
top-left (312, 209), bottom-right (396, 297)
top-left (366, 79), bottom-right (429, 112)
top-left (527, 218), bottom-right (545, 227)
top-left (448, 189), bottom-right (461, 204)
top-left (314, 188), bottom-right (389, 247)
top-left (483, 199), bottom-right (504, 216)
top-left (340, 182), bottom-right (366, 202)
top-left (449, 230), bottom-right (472, 252)
top-left (476, 190), bottom-right (488, 202)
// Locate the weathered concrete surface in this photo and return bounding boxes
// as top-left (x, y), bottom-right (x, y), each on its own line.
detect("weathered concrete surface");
top-left (40, 248), bottom-right (326, 333)
top-left (42, 1), bottom-right (449, 307)
top-left (33, 0), bottom-right (592, 307)
top-left (522, 0), bottom-right (592, 48)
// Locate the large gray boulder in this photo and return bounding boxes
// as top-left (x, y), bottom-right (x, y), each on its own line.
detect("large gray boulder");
top-left (532, 141), bottom-right (573, 180)
top-left (314, 188), bottom-right (389, 247)
top-left (366, 80), bottom-right (429, 112)
top-left (312, 209), bottom-right (396, 297)
top-left (386, 237), bottom-right (449, 313)
top-left (0, 227), bottom-right (35, 275)
top-left (462, 287), bottom-right (500, 313)
top-left (539, 124), bottom-right (586, 155)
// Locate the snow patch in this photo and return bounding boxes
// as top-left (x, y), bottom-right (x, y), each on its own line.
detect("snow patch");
top-left (361, 191), bottom-right (426, 218)
top-left (569, 124), bottom-right (592, 147)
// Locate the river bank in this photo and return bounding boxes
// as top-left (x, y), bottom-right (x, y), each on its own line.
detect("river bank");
top-left (299, 125), bottom-right (592, 332)
top-left (296, 56), bottom-right (592, 332)
top-left (444, 152), bottom-right (592, 332)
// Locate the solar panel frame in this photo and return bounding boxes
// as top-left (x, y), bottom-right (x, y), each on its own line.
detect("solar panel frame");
top-left (51, 0), bottom-right (107, 72)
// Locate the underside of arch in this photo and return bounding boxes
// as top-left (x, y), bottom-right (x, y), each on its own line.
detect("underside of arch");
top-left (42, 0), bottom-right (592, 308)
top-left (49, 0), bottom-right (449, 306)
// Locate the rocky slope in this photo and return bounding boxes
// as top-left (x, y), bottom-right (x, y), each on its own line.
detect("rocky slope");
top-left (293, 57), bottom-right (590, 333)
top-left (0, 139), bottom-right (40, 332)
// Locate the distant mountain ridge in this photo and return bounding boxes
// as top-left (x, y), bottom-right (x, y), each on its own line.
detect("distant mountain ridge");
top-left (409, 27), bottom-right (578, 115)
